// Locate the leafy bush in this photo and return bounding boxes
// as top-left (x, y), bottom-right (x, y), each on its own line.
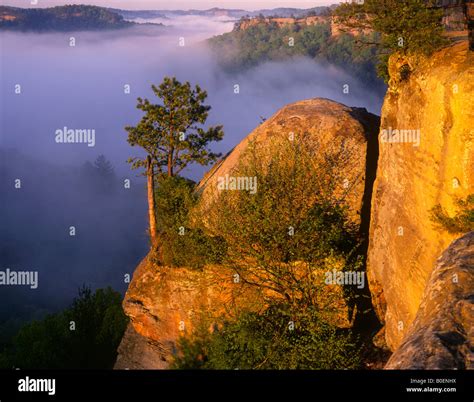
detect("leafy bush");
top-left (430, 194), bottom-right (474, 234)
top-left (172, 305), bottom-right (362, 370)
top-left (165, 131), bottom-right (376, 370)
top-left (154, 176), bottom-right (226, 268)
top-left (203, 138), bottom-right (364, 309)
top-left (0, 287), bottom-right (128, 369)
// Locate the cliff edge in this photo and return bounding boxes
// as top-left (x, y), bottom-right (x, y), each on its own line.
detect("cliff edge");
top-left (367, 41), bottom-right (474, 350)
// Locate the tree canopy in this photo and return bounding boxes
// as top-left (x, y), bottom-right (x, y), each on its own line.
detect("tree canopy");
top-left (334, 0), bottom-right (448, 80)
top-left (209, 22), bottom-right (383, 88)
top-left (126, 77), bottom-right (224, 178)
top-left (0, 287), bottom-right (127, 369)
top-left (0, 5), bottom-right (132, 31)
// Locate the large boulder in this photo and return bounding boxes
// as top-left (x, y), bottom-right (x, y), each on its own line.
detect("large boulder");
top-left (386, 231), bottom-right (474, 369)
top-left (115, 98), bottom-right (380, 369)
top-left (198, 98), bottom-right (380, 228)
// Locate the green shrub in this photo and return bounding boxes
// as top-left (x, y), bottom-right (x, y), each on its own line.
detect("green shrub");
top-left (154, 176), bottom-right (226, 268)
top-left (168, 138), bottom-right (368, 370)
top-left (172, 305), bottom-right (362, 370)
top-left (430, 194), bottom-right (474, 234)
top-left (204, 138), bottom-right (364, 308)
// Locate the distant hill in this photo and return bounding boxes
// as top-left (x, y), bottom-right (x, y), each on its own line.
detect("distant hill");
top-left (208, 19), bottom-right (384, 90)
top-left (108, 8), bottom-right (169, 20)
top-left (111, 6), bottom-right (336, 20)
top-left (249, 6), bottom-right (336, 18)
top-left (0, 5), bottom-right (135, 31)
top-left (0, 5), bottom-right (337, 31)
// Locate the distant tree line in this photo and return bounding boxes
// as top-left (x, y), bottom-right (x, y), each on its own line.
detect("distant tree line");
top-left (0, 287), bottom-right (127, 369)
top-left (208, 22), bottom-right (384, 88)
top-left (0, 5), bottom-right (132, 31)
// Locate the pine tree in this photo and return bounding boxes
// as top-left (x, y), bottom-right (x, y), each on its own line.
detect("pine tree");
top-left (93, 154), bottom-right (115, 180)
top-left (125, 77), bottom-right (224, 245)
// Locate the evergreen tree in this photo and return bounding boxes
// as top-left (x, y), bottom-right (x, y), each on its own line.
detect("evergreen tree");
top-left (94, 154), bottom-right (115, 180)
top-left (94, 154), bottom-right (116, 193)
top-left (125, 77), bottom-right (224, 245)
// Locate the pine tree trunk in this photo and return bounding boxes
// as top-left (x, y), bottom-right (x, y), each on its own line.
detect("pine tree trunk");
top-left (167, 152), bottom-right (173, 177)
top-left (146, 155), bottom-right (157, 245)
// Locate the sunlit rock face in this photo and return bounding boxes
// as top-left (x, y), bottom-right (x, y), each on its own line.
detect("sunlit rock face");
top-left (386, 231), bottom-right (474, 369)
top-left (367, 41), bottom-right (474, 350)
top-left (234, 16), bottom-right (330, 32)
top-left (115, 98), bottom-right (380, 369)
top-left (234, 15), bottom-right (373, 37)
top-left (115, 257), bottom-right (265, 369)
top-left (198, 98), bottom-right (380, 228)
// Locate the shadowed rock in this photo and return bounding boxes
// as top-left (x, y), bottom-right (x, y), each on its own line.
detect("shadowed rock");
top-left (386, 231), bottom-right (474, 369)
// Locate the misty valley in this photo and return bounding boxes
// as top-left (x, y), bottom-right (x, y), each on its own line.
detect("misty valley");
top-left (1, 1), bottom-right (472, 381)
top-left (0, 9), bottom-right (384, 341)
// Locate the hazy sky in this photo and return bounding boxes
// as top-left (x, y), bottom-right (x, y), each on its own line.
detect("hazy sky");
top-left (4, 0), bottom-right (337, 11)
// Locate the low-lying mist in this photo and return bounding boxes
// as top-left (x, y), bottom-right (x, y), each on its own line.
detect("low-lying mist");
top-left (0, 15), bottom-right (384, 331)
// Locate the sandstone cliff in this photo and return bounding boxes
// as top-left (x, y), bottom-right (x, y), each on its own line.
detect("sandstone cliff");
top-left (386, 231), bottom-right (474, 369)
top-left (234, 16), bottom-right (330, 31)
top-left (116, 257), bottom-right (265, 368)
top-left (367, 41), bottom-right (474, 350)
top-left (115, 98), bottom-right (380, 369)
top-left (234, 15), bottom-right (372, 37)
